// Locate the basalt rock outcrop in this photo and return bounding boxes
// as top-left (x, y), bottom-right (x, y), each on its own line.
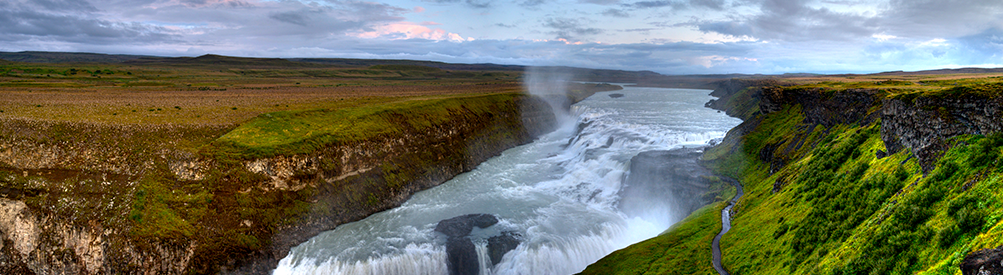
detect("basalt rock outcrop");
top-left (882, 94), bottom-right (1003, 171)
top-left (435, 214), bottom-right (521, 275)
top-left (961, 246), bottom-right (1003, 275)
top-left (713, 81), bottom-right (1003, 173)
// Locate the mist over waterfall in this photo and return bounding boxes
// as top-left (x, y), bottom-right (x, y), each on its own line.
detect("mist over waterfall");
top-left (522, 67), bottom-right (574, 125)
top-left (273, 70), bottom-right (741, 275)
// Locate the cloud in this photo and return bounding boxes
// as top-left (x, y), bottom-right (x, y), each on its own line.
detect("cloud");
top-left (627, 1), bottom-right (677, 9)
top-left (693, 0), bottom-right (876, 42)
top-left (877, 0), bottom-right (1003, 39)
top-left (601, 8), bottom-right (630, 17)
top-left (422, 0), bottom-right (492, 9)
top-left (623, 0), bottom-right (724, 9)
top-left (519, 0), bottom-right (547, 7)
top-left (269, 11), bottom-right (310, 26)
top-left (177, 0), bottom-right (252, 8)
top-left (580, 0), bottom-right (621, 5)
top-left (0, 0), bottom-right (177, 45)
top-left (543, 17), bottom-right (602, 40)
top-left (30, 0), bottom-right (98, 12)
top-left (351, 22), bottom-right (471, 42)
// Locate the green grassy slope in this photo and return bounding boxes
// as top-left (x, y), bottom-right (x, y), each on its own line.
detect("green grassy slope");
top-left (583, 83), bottom-right (1003, 275)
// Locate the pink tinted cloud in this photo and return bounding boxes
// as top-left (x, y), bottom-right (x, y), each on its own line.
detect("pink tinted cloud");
top-left (420, 21), bottom-right (442, 26)
top-left (352, 22), bottom-right (471, 42)
top-left (414, 6), bottom-right (425, 13)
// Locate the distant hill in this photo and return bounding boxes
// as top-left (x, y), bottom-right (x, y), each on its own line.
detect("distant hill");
top-left (124, 54), bottom-right (315, 68)
top-left (0, 51), bottom-right (151, 63)
top-left (289, 58), bottom-right (526, 71)
top-left (881, 67), bottom-right (1003, 75)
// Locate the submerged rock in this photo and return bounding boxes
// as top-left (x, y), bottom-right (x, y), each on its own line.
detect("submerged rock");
top-left (437, 214), bottom-right (514, 275)
top-left (487, 231), bottom-right (521, 265)
top-left (435, 214), bottom-right (498, 238)
top-left (608, 93), bottom-right (624, 98)
top-left (444, 237), bottom-right (479, 275)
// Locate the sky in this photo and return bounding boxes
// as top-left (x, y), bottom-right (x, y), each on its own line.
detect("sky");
top-left (3, 0), bottom-right (1003, 74)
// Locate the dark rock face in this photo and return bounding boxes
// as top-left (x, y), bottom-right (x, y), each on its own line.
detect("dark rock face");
top-left (444, 237), bottom-right (479, 275)
top-left (436, 214), bottom-right (521, 275)
top-left (435, 214), bottom-right (499, 238)
top-left (760, 87), bottom-right (878, 127)
top-left (961, 246), bottom-right (1003, 275)
top-left (620, 148), bottom-right (715, 219)
top-left (882, 95), bottom-right (1003, 172)
top-left (487, 232), bottom-right (521, 265)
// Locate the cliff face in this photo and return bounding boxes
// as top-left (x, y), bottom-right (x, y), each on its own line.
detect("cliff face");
top-left (722, 83), bottom-right (1001, 172)
top-left (0, 94), bottom-right (559, 274)
top-left (882, 95), bottom-right (1003, 171)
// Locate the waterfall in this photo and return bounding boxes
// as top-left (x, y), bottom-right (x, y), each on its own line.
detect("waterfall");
top-left (274, 86), bottom-right (741, 275)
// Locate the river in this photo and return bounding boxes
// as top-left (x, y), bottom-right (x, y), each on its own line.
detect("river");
top-left (273, 85), bottom-right (741, 275)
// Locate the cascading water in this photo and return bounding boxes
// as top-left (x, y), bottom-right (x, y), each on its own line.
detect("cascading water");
top-left (273, 85), bottom-right (741, 275)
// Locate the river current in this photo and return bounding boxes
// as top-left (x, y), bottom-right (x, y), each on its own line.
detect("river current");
top-left (273, 86), bottom-right (741, 275)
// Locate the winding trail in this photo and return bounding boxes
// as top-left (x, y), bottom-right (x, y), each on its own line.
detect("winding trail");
top-left (713, 177), bottom-right (744, 275)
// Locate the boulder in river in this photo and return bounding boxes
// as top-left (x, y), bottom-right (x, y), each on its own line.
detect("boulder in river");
top-left (608, 93), bottom-right (624, 98)
top-left (488, 231), bottom-right (521, 265)
top-left (444, 237), bottom-right (479, 275)
top-left (435, 213), bottom-right (499, 238)
top-left (437, 214), bottom-right (520, 275)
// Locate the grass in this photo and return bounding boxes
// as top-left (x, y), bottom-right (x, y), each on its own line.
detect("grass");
top-left (214, 93), bottom-right (525, 158)
top-left (0, 61), bottom-right (524, 126)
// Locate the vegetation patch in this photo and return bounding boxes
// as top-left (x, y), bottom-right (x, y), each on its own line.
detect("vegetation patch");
top-left (214, 93), bottom-right (524, 158)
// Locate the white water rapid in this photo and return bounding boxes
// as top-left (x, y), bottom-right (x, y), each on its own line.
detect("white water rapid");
top-left (273, 85), bottom-right (741, 275)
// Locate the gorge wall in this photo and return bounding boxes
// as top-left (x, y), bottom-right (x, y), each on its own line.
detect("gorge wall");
top-left (0, 93), bottom-right (564, 274)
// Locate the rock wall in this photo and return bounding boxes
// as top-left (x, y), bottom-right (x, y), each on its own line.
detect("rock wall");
top-left (715, 83), bottom-right (1003, 172)
top-left (882, 95), bottom-right (1003, 171)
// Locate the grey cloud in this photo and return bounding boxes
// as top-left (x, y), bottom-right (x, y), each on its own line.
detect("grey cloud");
top-left (878, 0), bottom-right (1003, 38)
top-left (580, 0), bottom-right (621, 5)
top-left (0, 9), bottom-right (176, 44)
top-left (621, 28), bottom-right (656, 32)
top-left (269, 11), bottom-right (310, 26)
top-left (31, 0), bottom-right (98, 12)
top-left (690, 0), bottom-right (725, 10)
top-left (694, 0), bottom-right (876, 41)
top-left (602, 9), bottom-right (629, 17)
top-left (628, 1), bottom-right (677, 9)
top-left (543, 18), bottom-right (602, 40)
top-left (177, 0), bottom-right (252, 8)
top-left (957, 28), bottom-right (1003, 56)
top-left (496, 23), bottom-right (516, 28)
top-left (422, 0), bottom-right (493, 9)
top-left (520, 0), bottom-right (546, 7)
top-left (624, 0), bottom-right (724, 10)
